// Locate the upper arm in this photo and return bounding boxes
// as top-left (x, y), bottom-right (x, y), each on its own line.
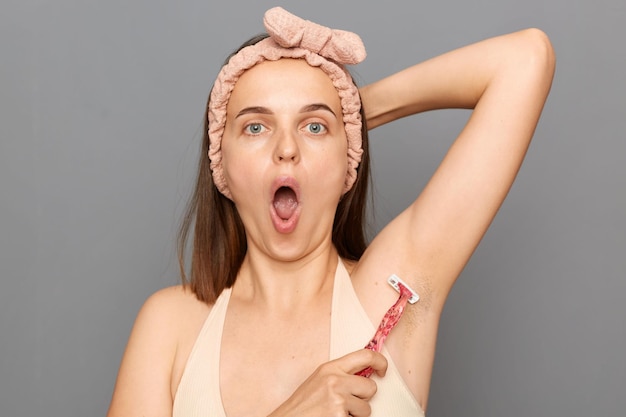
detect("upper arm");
top-left (350, 29), bottom-right (554, 405)
top-left (107, 287), bottom-right (184, 417)
top-left (359, 29), bottom-right (556, 304)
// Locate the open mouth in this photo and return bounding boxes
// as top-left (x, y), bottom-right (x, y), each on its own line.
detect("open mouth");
top-left (273, 186), bottom-right (298, 221)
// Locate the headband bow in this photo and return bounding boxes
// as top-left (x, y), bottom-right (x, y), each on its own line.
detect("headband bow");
top-left (208, 7), bottom-right (366, 199)
top-left (263, 7), bottom-right (366, 65)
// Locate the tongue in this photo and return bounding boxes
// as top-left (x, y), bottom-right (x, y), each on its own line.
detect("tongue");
top-left (273, 187), bottom-right (298, 220)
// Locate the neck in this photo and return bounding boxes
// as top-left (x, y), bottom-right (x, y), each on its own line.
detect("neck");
top-left (232, 243), bottom-right (339, 312)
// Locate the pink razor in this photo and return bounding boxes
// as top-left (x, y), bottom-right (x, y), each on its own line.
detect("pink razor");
top-left (356, 275), bottom-right (419, 378)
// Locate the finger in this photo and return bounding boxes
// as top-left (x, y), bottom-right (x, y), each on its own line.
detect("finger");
top-left (364, 350), bottom-right (387, 377)
top-left (336, 349), bottom-right (388, 377)
top-left (346, 374), bottom-right (378, 400)
top-left (346, 394), bottom-right (372, 417)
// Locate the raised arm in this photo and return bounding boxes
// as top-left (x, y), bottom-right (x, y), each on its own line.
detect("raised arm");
top-left (351, 29), bottom-right (554, 408)
top-left (357, 28), bottom-right (555, 306)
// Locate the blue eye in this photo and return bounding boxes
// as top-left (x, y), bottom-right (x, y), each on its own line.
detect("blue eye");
top-left (306, 122), bottom-right (326, 134)
top-left (245, 123), bottom-right (266, 135)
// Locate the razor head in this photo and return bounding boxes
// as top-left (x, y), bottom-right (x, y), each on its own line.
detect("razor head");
top-left (387, 274), bottom-right (420, 304)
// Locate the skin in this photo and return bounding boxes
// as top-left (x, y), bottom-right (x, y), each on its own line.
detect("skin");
top-left (221, 58), bottom-right (348, 263)
top-left (107, 28), bottom-right (555, 417)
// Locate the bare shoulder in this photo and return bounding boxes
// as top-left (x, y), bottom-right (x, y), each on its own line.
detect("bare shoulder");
top-left (141, 285), bottom-right (210, 322)
top-left (140, 286), bottom-right (213, 396)
top-left (107, 285), bottom-right (211, 417)
top-left (133, 285), bottom-right (211, 347)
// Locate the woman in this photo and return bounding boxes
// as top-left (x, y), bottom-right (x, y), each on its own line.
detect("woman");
top-left (107, 7), bottom-right (555, 417)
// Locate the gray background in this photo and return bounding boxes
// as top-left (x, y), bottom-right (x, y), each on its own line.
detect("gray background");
top-left (1, 0), bottom-right (624, 416)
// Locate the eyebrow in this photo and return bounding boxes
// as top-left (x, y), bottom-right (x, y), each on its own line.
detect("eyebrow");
top-left (235, 106), bottom-right (272, 118)
top-left (300, 103), bottom-right (337, 117)
top-left (235, 103), bottom-right (337, 118)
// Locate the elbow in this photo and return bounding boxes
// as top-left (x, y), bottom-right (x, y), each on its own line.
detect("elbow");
top-left (517, 28), bottom-right (557, 81)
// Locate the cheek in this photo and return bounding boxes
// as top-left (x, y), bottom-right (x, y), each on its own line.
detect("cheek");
top-left (312, 145), bottom-right (349, 193)
top-left (221, 142), bottom-right (257, 194)
top-left (327, 154), bottom-right (348, 180)
top-left (220, 144), bottom-right (237, 185)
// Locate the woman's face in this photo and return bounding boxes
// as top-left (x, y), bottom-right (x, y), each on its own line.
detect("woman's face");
top-left (221, 58), bottom-right (348, 260)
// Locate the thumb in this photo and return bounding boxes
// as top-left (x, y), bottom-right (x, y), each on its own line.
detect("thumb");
top-left (337, 349), bottom-right (388, 377)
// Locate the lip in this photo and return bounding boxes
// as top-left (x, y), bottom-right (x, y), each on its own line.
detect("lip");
top-left (269, 176), bottom-right (301, 234)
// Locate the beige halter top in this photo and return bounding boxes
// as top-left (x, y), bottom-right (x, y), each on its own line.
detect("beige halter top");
top-left (173, 260), bottom-right (425, 416)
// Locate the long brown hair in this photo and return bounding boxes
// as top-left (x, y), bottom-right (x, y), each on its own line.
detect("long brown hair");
top-left (178, 34), bottom-right (371, 303)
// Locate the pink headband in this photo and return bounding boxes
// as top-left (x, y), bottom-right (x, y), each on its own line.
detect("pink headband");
top-left (208, 7), bottom-right (366, 199)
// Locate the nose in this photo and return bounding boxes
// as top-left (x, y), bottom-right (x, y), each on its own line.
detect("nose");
top-left (273, 128), bottom-right (300, 163)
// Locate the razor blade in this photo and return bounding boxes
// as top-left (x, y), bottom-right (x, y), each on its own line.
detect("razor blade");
top-left (387, 274), bottom-right (419, 304)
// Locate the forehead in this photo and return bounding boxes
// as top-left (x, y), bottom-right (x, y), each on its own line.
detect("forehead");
top-left (227, 58), bottom-right (342, 112)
